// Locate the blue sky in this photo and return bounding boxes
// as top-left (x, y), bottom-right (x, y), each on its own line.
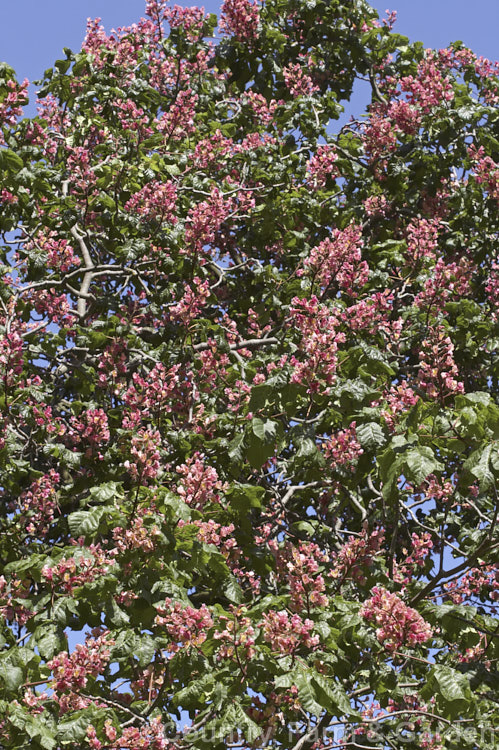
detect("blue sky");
top-left (1, 0), bottom-right (498, 91)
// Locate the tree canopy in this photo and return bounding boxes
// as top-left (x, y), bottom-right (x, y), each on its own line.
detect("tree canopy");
top-left (0, 0), bottom-right (498, 748)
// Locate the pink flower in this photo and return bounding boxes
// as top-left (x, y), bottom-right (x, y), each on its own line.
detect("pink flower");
top-left (48, 631), bottom-right (114, 713)
top-left (275, 541), bottom-right (329, 610)
top-left (154, 598), bottom-right (213, 652)
top-left (288, 296), bottom-right (345, 393)
top-left (305, 225), bottom-right (368, 295)
top-left (283, 63), bottom-right (319, 97)
top-left (323, 422), bottom-right (363, 471)
top-left (220, 0), bottom-right (260, 42)
top-left (124, 180), bottom-right (177, 225)
top-left (262, 610), bottom-right (319, 654)
top-left (361, 587), bottom-right (433, 651)
top-left (306, 145), bottom-right (339, 188)
top-left (19, 470), bottom-right (60, 536)
top-left (124, 428), bottom-right (161, 482)
top-left (418, 325), bottom-right (464, 400)
top-left (176, 453), bottom-right (226, 509)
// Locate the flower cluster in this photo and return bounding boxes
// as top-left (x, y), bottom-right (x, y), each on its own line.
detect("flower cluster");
top-left (124, 428), bottom-right (162, 482)
top-left (48, 630), bottom-right (114, 711)
top-left (123, 362), bottom-right (182, 421)
top-left (469, 145), bottom-right (499, 204)
top-left (176, 453), bottom-right (225, 509)
top-left (305, 225), bottom-right (369, 295)
top-left (0, 574), bottom-right (33, 627)
top-left (124, 180), bottom-right (177, 224)
top-left (87, 717), bottom-right (170, 750)
top-left (29, 288), bottom-right (73, 325)
top-left (378, 380), bottom-right (419, 432)
top-left (394, 532), bottom-right (434, 583)
top-left (244, 91), bottom-right (282, 126)
top-left (283, 63), bottom-right (319, 97)
top-left (288, 296), bottom-right (345, 393)
top-left (165, 5), bottom-right (207, 40)
top-left (306, 145), bottom-right (339, 189)
top-left (363, 193), bottom-right (389, 217)
top-left (69, 408), bottom-right (110, 454)
top-left (262, 610), bottom-right (319, 654)
top-left (186, 518), bottom-right (237, 554)
top-left (485, 261), bottom-right (499, 320)
top-left (331, 528), bottom-right (385, 584)
top-left (406, 217), bottom-right (441, 263)
top-left (444, 565), bottom-right (499, 605)
top-left (0, 77), bottom-right (29, 142)
top-left (361, 587), bottom-right (433, 651)
top-left (418, 325), bottom-right (464, 400)
top-left (184, 187), bottom-right (236, 254)
top-left (114, 98), bottom-right (152, 136)
top-left (0, 331), bottom-right (25, 387)
top-left (423, 474), bottom-right (455, 506)
top-left (0, 188), bottom-right (18, 204)
top-left (112, 513), bottom-right (160, 554)
top-left (214, 605), bottom-right (256, 660)
top-left (323, 422), bottom-right (363, 471)
top-left (157, 89), bottom-right (199, 140)
top-left (154, 598), bottom-right (213, 652)
top-left (97, 338), bottom-right (129, 389)
top-left (169, 276), bottom-right (210, 326)
top-left (400, 52), bottom-right (455, 114)
top-left (19, 469), bottom-right (60, 536)
top-left (219, 0), bottom-right (260, 42)
top-left (42, 544), bottom-right (117, 593)
top-left (275, 541), bottom-right (329, 611)
top-left (31, 232), bottom-right (81, 273)
top-left (415, 257), bottom-right (472, 312)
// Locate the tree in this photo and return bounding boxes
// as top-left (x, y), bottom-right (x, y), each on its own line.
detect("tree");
top-left (0, 0), bottom-right (498, 747)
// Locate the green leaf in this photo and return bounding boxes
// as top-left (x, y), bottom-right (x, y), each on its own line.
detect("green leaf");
top-left (421, 665), bottom-right (472, 719)
top-left (133, 633), bottom-right (156, 667)
top-left (56, 708), bottom-right (108, 743)
top-left (404, 446), bottom-right (444, 484)
top-left (223, 576), bottom-right (244, 604)
top-left (294, 669), bottom-right (323, 717)
top-left (356, 422), bottom-right (386, 450)
top-left (52, 596), bottom-right (79, 626)
top-left (465, 444), bottom-right (497, 489)
top-left (34, 626), bottom-right (64, 660)
top-left (174, 673), bottom-right (217, 708)
top-left (247, 418), bottom-right (284, 468)
top-left (0, 148), bottom-right (23, 171)
top-left (68, 506), bottom-right (107, 538)
top-left (252, 418), bottom-right (279, 442)
top-left (311, 672), bottom-right (359, 718)
top-left (228, 432), bottom-right (245, 462)
top-left (208, 702), bottom-right (262, 744)
top-left (7, 704), bottom-right (57, 749)
top-left (230, 703), bottom-right (261, 743)
top-left (227, 483), bottom-right (265, 510)
top-left (0, 662), bottom-right (24, 693)
top-left (88, 481), bottom-right (121, 503)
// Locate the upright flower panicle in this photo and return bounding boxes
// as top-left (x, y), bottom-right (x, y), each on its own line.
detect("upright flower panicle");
top-left (361, 587), bottom-right (433, 651)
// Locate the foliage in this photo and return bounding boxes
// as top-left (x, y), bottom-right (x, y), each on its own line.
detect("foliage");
top-left (0, 1), bottom-right (499, 748)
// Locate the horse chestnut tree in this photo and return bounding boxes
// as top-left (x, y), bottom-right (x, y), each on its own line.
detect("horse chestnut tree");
top-left (0, 0), bottom-right (498, 747)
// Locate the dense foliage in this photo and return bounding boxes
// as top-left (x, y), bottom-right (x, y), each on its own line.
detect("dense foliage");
top-left (0, 0), bottom-right (498, 747)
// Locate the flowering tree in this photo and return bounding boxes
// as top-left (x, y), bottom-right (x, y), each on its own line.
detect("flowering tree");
top-left (0, 0), bottom-right (499, 748)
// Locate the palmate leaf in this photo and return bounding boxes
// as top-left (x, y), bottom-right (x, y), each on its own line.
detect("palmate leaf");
top-left (356, 421), bottom-right (386, 451)
top-left (404, 446), bottom-right (444, 485)
top-left (421, 665), bottom-right (473, 720)
top-left (67, 505), bottom-right (108, 538)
